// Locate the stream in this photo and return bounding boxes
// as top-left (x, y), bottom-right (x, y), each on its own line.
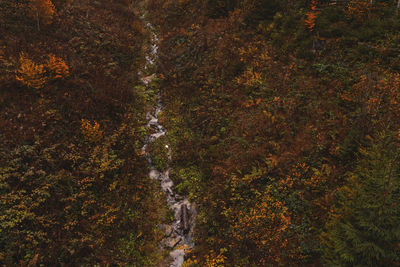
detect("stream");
top-left (140, 22), bottom-right (196, 267)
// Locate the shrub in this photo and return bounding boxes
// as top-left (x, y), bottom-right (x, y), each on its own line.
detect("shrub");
top-left (81, 119), bottom-right (103, 143)
top-left (16, 53), bottom-right (46, 89)
top-left (46, 54), bottom-right (69, 79)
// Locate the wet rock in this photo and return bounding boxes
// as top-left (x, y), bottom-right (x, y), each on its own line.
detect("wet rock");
top-left (164, 235), bottom-right (181, 248)
top-left (149, 169), bottom-right (160, 179)
top-left (165, 225), bottom-right (173, 237)
top-left (166, 188), bottom-right (174, 196)
top-left (150, 132), bottom-right (165, 140)
top-left (159, 224), bottom-right (173, 237)
top-left (161, 178), bottom-right (174, 191)
top-left (169, 249), bottom-right (185, 267)
top-left (174, 194), bottom-right (184, 201)
top-left (141, 21), bottom-right (196, 267)
top-left (141, 73), bottom-right (156, 84)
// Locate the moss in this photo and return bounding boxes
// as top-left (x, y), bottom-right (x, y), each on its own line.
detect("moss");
top-left (173, 166), bottom-right (203, 200)
top-left (147, 135), bottom-right (169, 172)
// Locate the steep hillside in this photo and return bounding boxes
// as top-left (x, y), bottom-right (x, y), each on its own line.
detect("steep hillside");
top-left (0, 0), bottom-right (167, 265)
top-left (2, 0), bottom-right (400, 266)
top-left (147, 0), bottom-right (400, 266)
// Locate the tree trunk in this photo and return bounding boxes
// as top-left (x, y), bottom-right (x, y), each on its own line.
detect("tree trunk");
top-left (180, 204), bottom-right (189, 233)
top-left (369, 0), bottom-right (373, 17)
top-left (398, 0), bottom-right (400, 15)
top-left (36, 12), bottom-right (40, 31)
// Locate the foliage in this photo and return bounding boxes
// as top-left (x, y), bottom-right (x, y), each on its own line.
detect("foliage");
top-left (0, 124), bottom-right (164, 265)
top-left (4, 0), bottom-right (400, 265)
top-left (81, 119), bottom-right (103, 143)
top-left (147, 135), bottom-right (169, 171)
top-left (16, 53), bottom-right (46, 89)
top-left (147, 0), bottom-right (400, 265)
top-left (229, 185), bottom-right (294, 265)
top-left (1, 0), bottom-right (166, 265)
top-left (174, 166), bottom-right (203, 200)
top-left (46, 54), bottom-right (69, 79)
top-left (321, 133), bottom-right (400, 266)
top-left (28, 0), bottom-right (56, 28)
top-left (346, 0), bottom-right (371, 22)
top-left (304, 0), bottom-right (319, 32)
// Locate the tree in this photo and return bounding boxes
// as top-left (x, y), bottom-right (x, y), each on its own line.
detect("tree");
top-left (205, 0), bottom-right (240, 18)
top-left (321, 133), bottom-right (400, 266)
top-left (28, 0), bottom-right (56, 30)
top-left (240, 0), bottom-right (282, 25)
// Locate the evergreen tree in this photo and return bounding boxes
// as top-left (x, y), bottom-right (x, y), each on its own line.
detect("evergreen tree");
top-left (321, 133), bottom-right (400, 266)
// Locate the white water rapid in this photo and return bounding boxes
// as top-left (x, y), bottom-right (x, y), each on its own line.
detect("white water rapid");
top-left (140, 22), bottom-right (196, 267)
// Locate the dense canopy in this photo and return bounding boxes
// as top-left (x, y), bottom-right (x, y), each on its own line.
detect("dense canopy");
top-left (1, 0), bottom-right (400, 266)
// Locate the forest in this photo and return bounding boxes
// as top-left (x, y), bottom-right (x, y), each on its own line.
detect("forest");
top-left (1, 0), bottom-right (400, 266)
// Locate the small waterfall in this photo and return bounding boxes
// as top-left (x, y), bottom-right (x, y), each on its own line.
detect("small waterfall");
top-left (140, 21), bottom-right (196, 267)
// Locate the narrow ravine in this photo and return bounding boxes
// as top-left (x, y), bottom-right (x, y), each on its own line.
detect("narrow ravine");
top-left (140, 21), bottom-right (196, 267)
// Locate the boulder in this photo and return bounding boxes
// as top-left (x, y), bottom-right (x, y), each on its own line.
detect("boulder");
top-left (164, 235), bottom-right (181, 248)
top-left (159, 224), bottom-right (173, 237)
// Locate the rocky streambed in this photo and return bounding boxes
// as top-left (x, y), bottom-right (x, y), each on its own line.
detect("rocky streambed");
top-left (140, 22), bottom-right (196, 267)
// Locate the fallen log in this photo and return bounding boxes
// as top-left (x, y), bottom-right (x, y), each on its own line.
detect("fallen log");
top-left (181, 204), bottom-right (189, 233)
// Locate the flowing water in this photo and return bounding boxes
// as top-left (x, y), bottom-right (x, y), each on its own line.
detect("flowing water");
top-left (140, 22), bottom-right (196, 267)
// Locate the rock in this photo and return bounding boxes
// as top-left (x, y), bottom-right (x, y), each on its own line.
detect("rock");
top-left (159, 224), bottom-right (173, 237)
top-left (174, 194), bottom-right (184, 201)
top-left (161, 178), bottom-right (174, 190)
top-left (169, 249), bottom-right (185, 267)
top-left (165, 225), bottom-right (173, 237)
top-left (164, 235), bottom-right (181, 248)
top-left (149, 169), bottom-right (160, 180)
